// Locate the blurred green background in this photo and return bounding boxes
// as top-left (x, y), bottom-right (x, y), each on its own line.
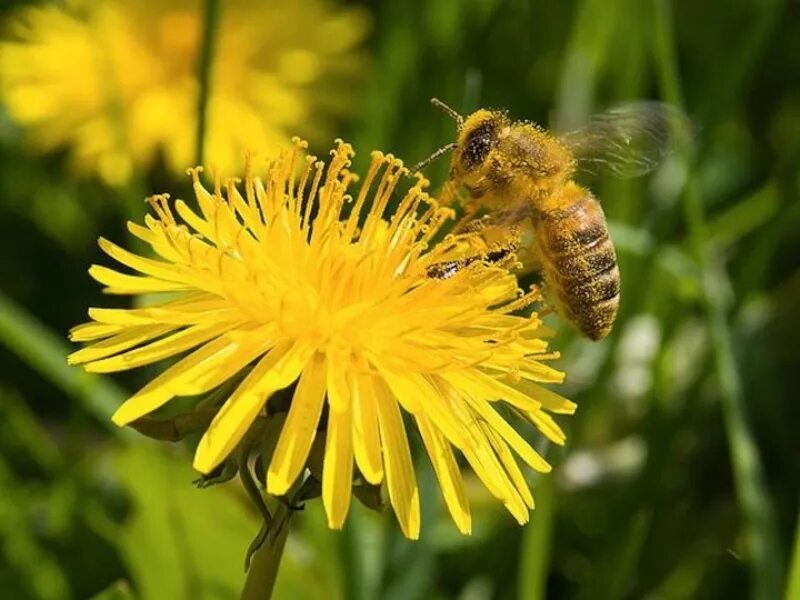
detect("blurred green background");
top-left (1, 0), bottom-right (798, 598)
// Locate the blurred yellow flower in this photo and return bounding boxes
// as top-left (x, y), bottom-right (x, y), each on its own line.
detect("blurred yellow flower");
top-left (0, 0), bottom-right (368, 185)
top-left (68, 139), bottom-right (575, 538)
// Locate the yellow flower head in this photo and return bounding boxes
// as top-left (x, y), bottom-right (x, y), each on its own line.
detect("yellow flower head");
top-left (68, 140), bottom-right (575, 538)
top-left (0, 0), bottom-right (368, 184)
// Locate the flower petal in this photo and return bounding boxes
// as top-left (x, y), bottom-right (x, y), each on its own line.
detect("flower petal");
top-left (68, 323), bottom-right (174, 365)
top-left (325, 348), bottom-right (350, 413)
top-left (374, 379), bottom-right (420, 539)
top-left (523, 408), bottom-right (567, 446)
top-left (322, 400), bottom-right (354, 529)
top-left (380, 370), bottom-right (470, 450)
top-left (511, 379), bottom-right (578, 415)
top-left (462, 393), bottom-right (551, 474)
top-left (194, 340), bottom-right (315, 474)
top-left (416, 412), bottom-right (471, 534)
top-left (82, 319), bottom-right (243, 373)
top-left (267, 352), bottom-right (328, 495)
top-left (89, 265), bottom-right (189, 294)
top-left (69, 322), bottom-right (125, 342)
top-left (350, 374), bottom-right (383, 484)
top-left (112, 324), bottom-right (276, 426)
top-left (484, 425), bottom-right (535, 509)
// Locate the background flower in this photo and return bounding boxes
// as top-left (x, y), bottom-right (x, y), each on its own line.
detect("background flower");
top-left (0, 0), bottom-right (369, 184)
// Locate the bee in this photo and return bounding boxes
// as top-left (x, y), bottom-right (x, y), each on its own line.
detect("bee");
top-left (416, 98), bottom-right (687, 340)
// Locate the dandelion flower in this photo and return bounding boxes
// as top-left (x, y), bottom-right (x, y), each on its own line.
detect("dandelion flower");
top-left (0, 0), bottom-right (368, 184)
top-left (68, 139), bottom-right (575, 538)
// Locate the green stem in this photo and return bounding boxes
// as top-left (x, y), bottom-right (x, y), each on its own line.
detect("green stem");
top-left (241, 502), bottom-right (292, 600)
top-left (195, 0), bottom-right (222, 166)
top-left (0, 290), bottom-right (134, 439)
top-left (518, 476), bottom-right (554, 600)
top-left (652, 2), bottom-right (784, 598)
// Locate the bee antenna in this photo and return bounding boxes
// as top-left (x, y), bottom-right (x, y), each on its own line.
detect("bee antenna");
top-left (430, 98), bottom-right (464, 129)
top-left (411, 143), bottom-right (457, 173)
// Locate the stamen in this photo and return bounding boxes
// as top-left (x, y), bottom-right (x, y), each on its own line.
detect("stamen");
top-left (287, 137), bottom-right (307, 205)
top-left (344, 151), bottom-right (383, 240)
top-left (302, 161), bottom-right (325, 233)
top-left (496, 287), bottom-right (542, 315)
top-left (186, 166), bottom-right (204, 187)
top-left (296, 155), bottom-right (315, 222)
top-left (145, 194), bottom-right (175, 225)
top-left (361, 157), bottom-right (404, 241)
top-left (242, 151), bottom-right (257, 212)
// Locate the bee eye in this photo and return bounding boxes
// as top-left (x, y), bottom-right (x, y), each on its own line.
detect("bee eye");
top-left (461, 122), bottom-right (496, 169)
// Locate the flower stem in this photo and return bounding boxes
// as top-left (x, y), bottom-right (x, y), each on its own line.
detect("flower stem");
top-left (241, 502), bottom-right (292, 600)
top-left (195, 0), bottom-right (222, 166)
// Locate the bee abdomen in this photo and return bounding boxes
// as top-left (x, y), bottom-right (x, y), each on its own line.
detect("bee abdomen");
top-left (536, 186), bottom-right (620, 340)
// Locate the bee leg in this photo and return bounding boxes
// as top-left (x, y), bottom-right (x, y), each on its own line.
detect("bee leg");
top-left (451, 200), bottom-right (485, 233)
top-left (524, 251), bottom-right (558, 318)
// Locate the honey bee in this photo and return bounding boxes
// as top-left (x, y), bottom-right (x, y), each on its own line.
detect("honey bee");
top-left (416, 98), bottom-right (687, 340)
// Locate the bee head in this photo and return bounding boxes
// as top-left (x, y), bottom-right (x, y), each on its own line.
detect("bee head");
top-left (410, 99), bottom-right (508, 187)
top-left (455, 110), bottom-right (505, 172)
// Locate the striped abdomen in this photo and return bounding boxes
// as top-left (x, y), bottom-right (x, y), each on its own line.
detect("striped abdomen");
top-left (534, 183), bottom-right (620, 340)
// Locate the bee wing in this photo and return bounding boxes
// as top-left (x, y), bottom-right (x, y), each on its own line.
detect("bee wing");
top-left (559, 102), bottom-right (691, 179)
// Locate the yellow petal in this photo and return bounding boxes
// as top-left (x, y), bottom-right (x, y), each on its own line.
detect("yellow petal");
top-left (111, 325), bottom-right (275, 426)
top-left (83, 319), bottom-right (242, 373)
top-left (174, 199), bottom-right (214, 240)
top-left (461, 438), bottom-right (529, 525)
top-left (381, 371), bottom-right (470, 450)
top-left (195, 340), bottom-right (315, 474)
top-left (512, 358), bottom-right (565, 384)
top-left (86, 304), bottom-right (237, 327)
top-left (267, 352), bottom-right (328, 495)
top-left (446, 370), bottom-right (542, 413)
top-left (512, 379), bottom-right (577, 415)
top-left (68, 323), bottom-right (173, 365)
top-left (524, 408), bottom-right (567, 446)
top-left (89, 265), bottom-right (188, 294)
top-left (325, 348), bottom-right (350, 413)
top-left (350, 374), bottom-right (383, 484)
top-left (98, 237), bottom-right (183, 281)
top-left (463, 394), bottom-right (551, 474)
top-left (458, 416), bottom-right (513, 500)
top-left (416, 413), bottom-right (471, 534)
top-left (374, 379), bottom-right (420, 540)
top-left (484, 426), bottom-right (535, 509)
top-left (69, 322), bottom-right (125, 342)
top-left (322, 401), bottom-right (354, 529)
top-left (98, 238), bottom-right (222, 293)
top-left (371, 362), bottom-right (422, 413)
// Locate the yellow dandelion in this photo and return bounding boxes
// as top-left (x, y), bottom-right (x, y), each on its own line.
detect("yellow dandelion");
top-left (0, 0), bottom-right (368, 184)
top-left (68, 139), bottom-right (576, 538)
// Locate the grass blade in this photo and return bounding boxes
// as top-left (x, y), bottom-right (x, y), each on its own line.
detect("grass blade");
top-left (0, 290), bottom-right (132, 437)
top-left (652, 2), bottom-right (784, 597)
